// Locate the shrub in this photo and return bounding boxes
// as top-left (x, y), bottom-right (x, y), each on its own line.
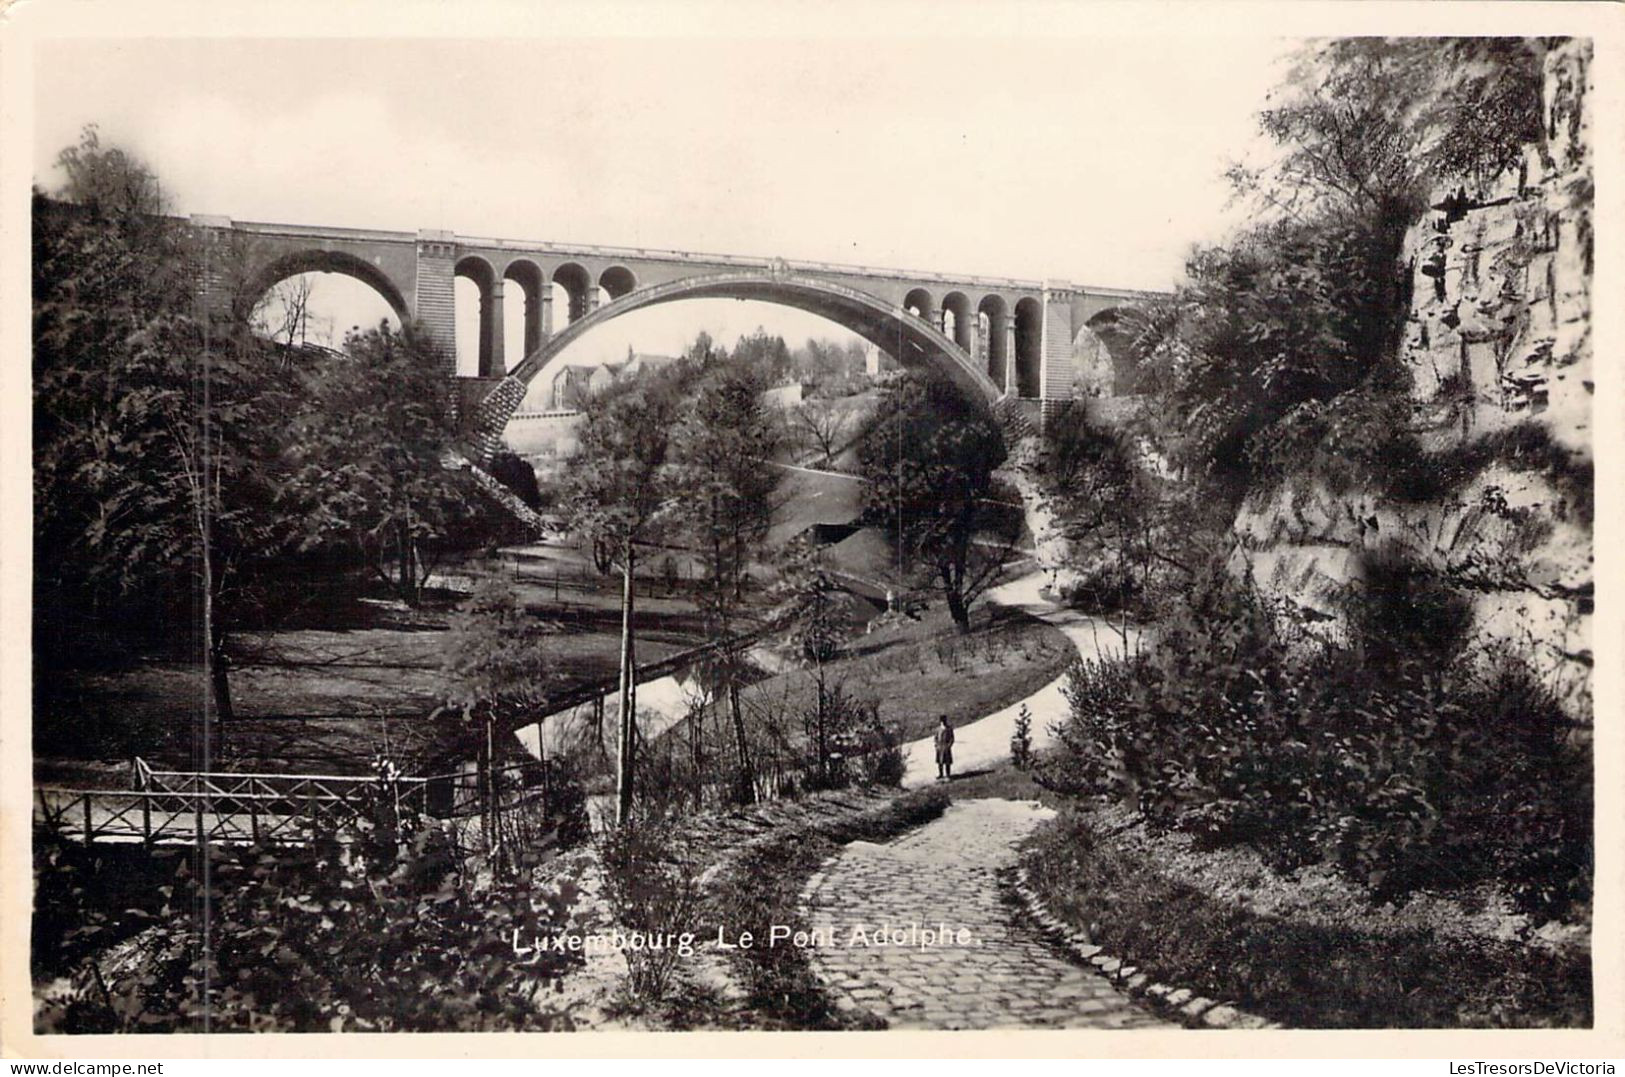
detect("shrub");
top-left (1043, 567), bottom-right (1591, 920)
top-left (857, 719), bottom-right (907, 788)
top-left (1059, 563), bottom-right (1142, 615)
top-left (1347, 543), bottom-right (1475, 667)
top-left (596, 810), bottom-right (701, 1003)
top-left (1010, 703), bottom-right (1034, 771)
top-left (1041, 655), bottom-right (1145, 802)
top-left (486, 757), bottom-right (593, 874)
top-left (542, 757), bottom-right (593, 851)
top-left (488, 450), bottom-right (543, 509)
top-left (1024, 810), bottom-right (1591, 1028)
top-left (36, 827), bottom-right (584, 1033)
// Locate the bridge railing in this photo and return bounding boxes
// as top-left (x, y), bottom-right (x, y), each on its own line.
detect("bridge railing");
top-left (34, 761), bottom-right (551, 846)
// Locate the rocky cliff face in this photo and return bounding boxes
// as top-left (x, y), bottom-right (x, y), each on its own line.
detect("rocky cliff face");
top-left (1231, 39), bottom-right (1595, 719)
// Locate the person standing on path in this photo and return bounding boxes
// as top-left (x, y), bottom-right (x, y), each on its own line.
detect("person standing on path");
top-left (934, 715), bottom-right (954, 781)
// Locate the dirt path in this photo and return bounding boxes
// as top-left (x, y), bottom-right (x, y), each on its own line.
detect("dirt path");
top-left (900, 572), bottom-right (1140, 786)
top-left (801, 798), bottom-right (1168, 1029)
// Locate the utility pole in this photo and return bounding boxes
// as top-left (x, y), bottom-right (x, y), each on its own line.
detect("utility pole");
top-left (615, 541), bottom-right (637, 825)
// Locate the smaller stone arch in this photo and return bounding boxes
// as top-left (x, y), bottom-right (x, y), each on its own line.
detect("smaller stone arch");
top-left (503, 258), bottom-right (546, 364)
top-left (941, 291), bottom-right (973, 352)
top-left (903, 287), bottom-right (934, 322)
top-left (977, 294), bottom-right (1009, 390)
top-left (598, 265), bottom-right (637, 300)
top-left (1013, 296), bottom-right (1043, 398)
top-left (1085, 307), bottom-right (1142, 396)
top-left (238, 249), bottom-right (411, 326)
top-left (553, 262), bottom-right (593, 324)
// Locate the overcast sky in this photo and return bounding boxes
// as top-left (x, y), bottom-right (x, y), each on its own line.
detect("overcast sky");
top-left (31, 30), bottom-right (1293, 371)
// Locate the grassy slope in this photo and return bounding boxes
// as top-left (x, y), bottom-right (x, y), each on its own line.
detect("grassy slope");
top-left (1018, 798), bottom-right (1591, 1029)
top-left (944, 763), bottom-right (1590, 1028)
top-left (35, 567), bottom-right (717, 779)
top-left (37, 425), bottom-right (1030, 780)
top-left (765, 467), bottom-right (866, 546)
top-left (738, 603), bottom-right (1072, 744)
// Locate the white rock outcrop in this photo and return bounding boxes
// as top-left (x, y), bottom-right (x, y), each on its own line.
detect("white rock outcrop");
top-left (1231, 39), bottom-right (1594, 720)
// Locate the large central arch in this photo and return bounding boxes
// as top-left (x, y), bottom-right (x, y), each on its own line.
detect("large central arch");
top-left (511, 270), bottom-right (1000, 402)
top-left (468, 269), bottom-right (1006, 459)
top-left (461, 269), bottom-right (1065, 607)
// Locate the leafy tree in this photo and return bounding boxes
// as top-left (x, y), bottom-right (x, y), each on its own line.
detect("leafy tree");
top-left (119, 314), bottom-right (296, 740)
top-left (1420, 38), bottom-right (1549, 185)
top-left (1135, 214), bottom-right (1413, 491)
top-left (857, 371), bottom-right (1014, 632)
top-left (766, 538), bottom-right (850, 788)
top-left (51, 124), bottom-right (168, 217)
top-left (33, 130), bottom-right (298, 755)
top-left (1139, 39), bottom-right (1554, 495)
top-left (728, 328), bottom-right (792, 382)
top-left (1233, 38), bottom-right (1548, 224)
top-left (668, 352), bottom-right (784, 801)
top-left (671, 356), bottom-right (782, 605)
top-left (443, 580), bottom-right (558, 729)
top-left (791, 337), bottom-right (870, 397)
top-left (1030, 402), bottom-right (1153, 611)
top-left (442, 580), bottom-right (561, 848)
top-left (280, 322), bottom-right (471, 606)
top-left (562, 363), bottom-right (692, 823)
top-left (1033, 402), bottom-right (1142, 548)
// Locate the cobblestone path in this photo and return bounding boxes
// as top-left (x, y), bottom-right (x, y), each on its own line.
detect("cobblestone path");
top-left (801, 798), bottom-right (1170, 1030)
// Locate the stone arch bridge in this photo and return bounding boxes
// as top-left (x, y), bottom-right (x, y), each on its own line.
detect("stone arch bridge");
top-left (192, 214), bottom-right (1160, 461)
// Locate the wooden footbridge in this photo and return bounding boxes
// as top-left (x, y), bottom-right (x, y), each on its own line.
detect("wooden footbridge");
top-left (33, 758), bottom-right (537, 847)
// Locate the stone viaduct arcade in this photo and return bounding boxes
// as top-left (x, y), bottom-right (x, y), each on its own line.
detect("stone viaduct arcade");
top-left (192, 214), bottom-right (1161, 461)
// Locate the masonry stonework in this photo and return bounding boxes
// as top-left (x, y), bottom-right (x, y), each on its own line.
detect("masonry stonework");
top-left (189, 216), bottom-right (1164, 451)
top-left (414, 232), bottom-right (457, 372)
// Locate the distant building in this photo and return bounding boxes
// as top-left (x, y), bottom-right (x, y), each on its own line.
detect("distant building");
top-left (760, 381), bottom-right (805, 409)
top-left (548, 364), bottom-right (613, 409)
top-left (617, 352), bottom-right (679, 380)
top-left (546, 352), bottom-right (679, 409)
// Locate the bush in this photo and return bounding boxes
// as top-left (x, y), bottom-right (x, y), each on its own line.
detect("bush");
top-left (488, 450), bottom-right (543, 509)
top-left (596, 810), bottom-right (701, 1003)
top-left (857, 720), bottom-right (906, 788)
top-left (1024, 811), bottom-right (1591, 1028)
top-left (486, 757), bottom-right (593, 872)
top-left (1059, 563), bottom-right (1142, 615)
top-left (36, 827), bottom-right (584, 1033)
top-left (1042, 567), bottom-right (1591, 920)
top-left (1347, 543), bottom-right (1475, 666)
top-left (542, 758), bottom-right (593, 850)
top-left (1010, 703), bottom-right (1034, 771)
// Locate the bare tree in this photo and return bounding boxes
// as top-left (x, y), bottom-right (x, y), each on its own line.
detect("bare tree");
top-left (789, 402), bottom-right (852, 467)
top-left (254, 274), bottom-right (318, 355)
